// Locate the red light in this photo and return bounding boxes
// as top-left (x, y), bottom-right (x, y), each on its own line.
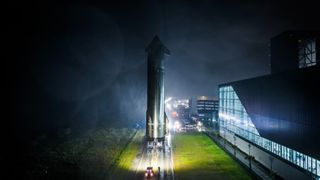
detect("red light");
top-left (172, 111), bottom-right (178, 118)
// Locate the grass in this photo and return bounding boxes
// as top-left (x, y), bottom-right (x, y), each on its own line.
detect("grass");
top-left (109, 129), bottom-right (144, 179)
top-left (25, 128), bottom-right (137, 180)
top-left (172, 132), bottom-right (251, 180)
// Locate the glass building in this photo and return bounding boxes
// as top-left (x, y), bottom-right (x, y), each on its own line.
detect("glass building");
top-left (219, 86), bottom-right (320, 179)
top-left (219, 31), bottom-right (320, 179)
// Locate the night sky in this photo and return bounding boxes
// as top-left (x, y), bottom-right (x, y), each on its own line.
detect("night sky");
top-left (7, 0), bottom-right (320, 136)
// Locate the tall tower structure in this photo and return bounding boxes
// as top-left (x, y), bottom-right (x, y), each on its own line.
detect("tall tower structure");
top-left (146, 36), bottom-right (170, 141)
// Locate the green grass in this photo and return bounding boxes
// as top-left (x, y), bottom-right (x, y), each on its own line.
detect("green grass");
top-left (172, 132), bottom-right (251, 180)
top-left (109, 129), bottom-right (144, 179)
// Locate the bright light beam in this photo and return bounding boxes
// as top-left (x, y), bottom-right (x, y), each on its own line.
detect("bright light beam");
top-left (165, 97), bottom-right (172, 104)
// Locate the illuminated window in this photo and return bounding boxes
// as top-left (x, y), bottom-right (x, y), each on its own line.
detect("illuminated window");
top-left (299, 38), bottom-right (316, 68)
top-left (219, 85), bottom-right (320, 178)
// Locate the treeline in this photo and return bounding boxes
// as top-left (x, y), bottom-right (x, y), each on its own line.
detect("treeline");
top-left (24, 128), bottom-right (136, 180)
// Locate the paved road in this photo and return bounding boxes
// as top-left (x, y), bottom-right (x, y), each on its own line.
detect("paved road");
top-left (134, 135), bottom-right (174, 180)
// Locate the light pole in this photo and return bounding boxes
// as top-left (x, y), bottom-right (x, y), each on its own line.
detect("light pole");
top-left (224, 130), bottom-right (226, 148)
top-left (269, 156), bottom-right (275, 178)
top-left (248, 144), bottom-right (252, 170)
top-left (269, 156), bottom-right (274, 172)
top-left (233, 136), bottom-right (237, 157)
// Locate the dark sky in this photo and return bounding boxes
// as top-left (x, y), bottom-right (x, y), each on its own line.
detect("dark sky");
top-left (7, 0), bottom-right (320, 134)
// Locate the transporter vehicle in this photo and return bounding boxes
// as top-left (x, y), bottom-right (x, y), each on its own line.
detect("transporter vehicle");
top-left (145, 167), bottom-right (154, 177)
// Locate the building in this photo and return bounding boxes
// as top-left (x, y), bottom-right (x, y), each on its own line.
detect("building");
top-left (165, 97), bottom-right (192, 123)
top-left (271, 30), bottom-right (319, 73)
top-left (219, 31), bottom-right (320, 179)
top-left (197, 96), bottom-right (219, 126)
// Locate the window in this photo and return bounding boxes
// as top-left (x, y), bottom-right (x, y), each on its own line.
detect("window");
top-left (299, 38), bottom-right (317, 68)
top-left (219, 85), bottom-right (320, 179)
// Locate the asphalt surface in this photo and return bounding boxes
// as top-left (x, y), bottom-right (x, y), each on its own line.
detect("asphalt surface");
top-left (134, 135), bottom-right (174, 180)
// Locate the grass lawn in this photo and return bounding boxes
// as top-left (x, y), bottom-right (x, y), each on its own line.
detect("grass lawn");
top-left (109, 129), bottom-right (144, 179)
top-left (172, 132), bottom-right (251, 180)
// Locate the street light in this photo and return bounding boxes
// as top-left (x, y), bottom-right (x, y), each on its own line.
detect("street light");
top-left (233, 136), bottom-right (237, 157)
top-left (269, 156), bottom-right (274, 172)
top-left (248, 144), bottom-right (252, 170)
top-left (224, 130), bottom-right (226, 148)
top-left (269, 156), bottom-right (274, 176)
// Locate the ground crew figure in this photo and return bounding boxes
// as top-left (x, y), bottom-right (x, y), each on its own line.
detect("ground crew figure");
top-left (158, 166), bottom-right (160, 176)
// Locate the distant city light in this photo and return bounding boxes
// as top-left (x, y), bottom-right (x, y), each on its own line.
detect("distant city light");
top-left (168, 121), bottom-right (173, 129)
top-left (165, 97), bottom-right (172, 103)
top-left (171, 111), bottom-right (178, 118)
top-left (166, 103), bottom-right (172, 110)
top-left (197, 121), bottom-right (203, 132)
top-left (174, 121), bottom-right (181, 130)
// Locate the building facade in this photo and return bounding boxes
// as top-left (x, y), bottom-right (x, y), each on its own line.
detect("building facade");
top-left (271, 30), bottom-right (319, 73)
top-left (219, 31), bottom-right (320, 179)
top-left (197, 96), bottom-right (219, 126)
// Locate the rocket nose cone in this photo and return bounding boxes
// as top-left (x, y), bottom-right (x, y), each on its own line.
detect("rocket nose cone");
top-left (146, 35), bottom-right (170, 55)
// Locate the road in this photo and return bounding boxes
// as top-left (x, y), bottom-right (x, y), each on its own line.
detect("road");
top-left (134, 134), bottom-right (174, 180)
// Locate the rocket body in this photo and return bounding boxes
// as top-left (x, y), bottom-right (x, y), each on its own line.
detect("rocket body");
top-left (146, 36), bottom-right (170, 141)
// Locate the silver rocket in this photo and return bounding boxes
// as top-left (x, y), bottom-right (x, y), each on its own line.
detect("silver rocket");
top-left (146, 36), bottom-right (170, 141)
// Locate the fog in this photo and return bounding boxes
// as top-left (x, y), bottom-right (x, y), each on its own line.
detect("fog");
top-left (7, 0), bottom-right (319, 137)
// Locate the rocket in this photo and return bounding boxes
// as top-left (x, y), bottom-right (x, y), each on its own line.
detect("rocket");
top-left (146, 36), bottom-right (170, 141)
